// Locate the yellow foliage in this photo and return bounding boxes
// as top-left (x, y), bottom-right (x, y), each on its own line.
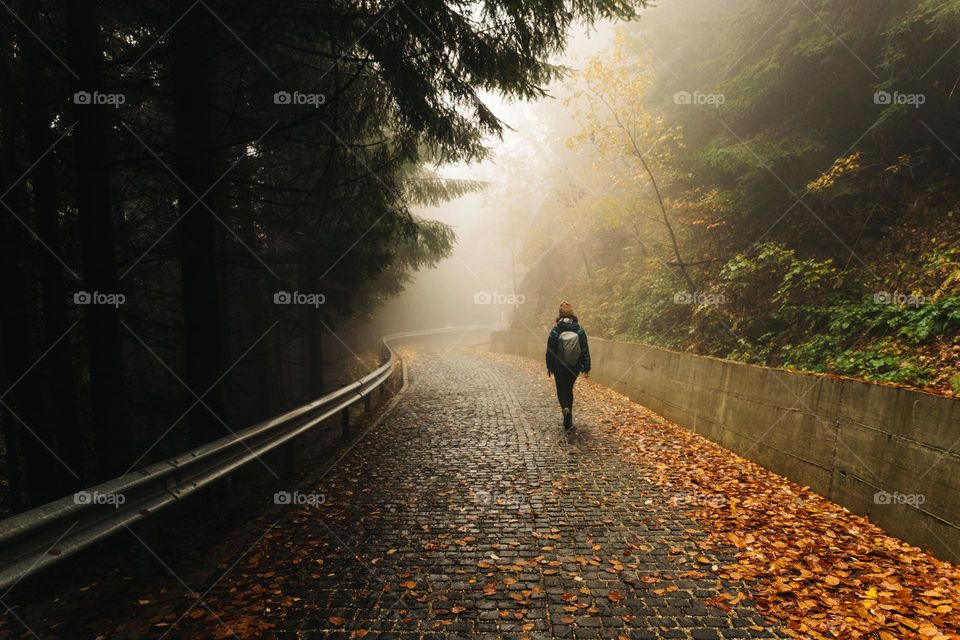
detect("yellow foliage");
top-left (884, 153), bottom-right (915, 175)
top-left (806, 151), bottom-right (864, 192)
top-left (564, 34), bottom-right (684, 232)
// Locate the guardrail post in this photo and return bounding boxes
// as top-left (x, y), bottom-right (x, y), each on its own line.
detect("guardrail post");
top-left (363, 392), bottom-right (372, 413)
top-left (341, 406), bottom-right (350, 438)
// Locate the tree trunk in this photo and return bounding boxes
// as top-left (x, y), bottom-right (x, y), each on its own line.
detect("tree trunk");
top-left (0, 20), bottom-right (23, 513)
top-left (64, 0), bottom-right (130, 478)
top-left (170, 0), bottom-right (229, 445)
top-left (0, 50), bottom-right (63, 504)
top-left (596, 92), bottom-right (698, 294)
top-left (305, 308), bottom-right (325, 399)
top-left (239, 220), bottom-right (277, 421)
top-left (21, 3), bottom-right (84, 487)
top-left (296, 264), bottom-right (324, 399)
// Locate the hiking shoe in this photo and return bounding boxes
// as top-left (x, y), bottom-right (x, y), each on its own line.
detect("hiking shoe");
top-left (562, 407), bottom-right (572, 430)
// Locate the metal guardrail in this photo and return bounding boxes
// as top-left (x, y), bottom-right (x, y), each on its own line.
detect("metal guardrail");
top-left (0, 325), bottom-right (499, 593)
top-left (0, 341), bottom-right (400, 592)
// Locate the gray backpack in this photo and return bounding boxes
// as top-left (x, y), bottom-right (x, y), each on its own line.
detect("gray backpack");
top-left (557, 329), bottom-right (581, 367)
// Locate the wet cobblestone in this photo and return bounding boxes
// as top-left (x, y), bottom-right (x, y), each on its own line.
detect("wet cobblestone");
top-left (248, 349), bottom-right (788, 639)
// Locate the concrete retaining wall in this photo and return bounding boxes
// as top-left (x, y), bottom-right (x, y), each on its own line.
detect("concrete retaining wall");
top-left (489, 330), bottom-right (960, 561)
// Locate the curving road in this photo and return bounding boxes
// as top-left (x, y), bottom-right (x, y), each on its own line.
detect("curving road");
top-left (225, 345), bottom-right (790, 639)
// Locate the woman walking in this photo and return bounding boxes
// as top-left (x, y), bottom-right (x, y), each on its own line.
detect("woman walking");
top-left (545, 301), bottom-right (591, 430)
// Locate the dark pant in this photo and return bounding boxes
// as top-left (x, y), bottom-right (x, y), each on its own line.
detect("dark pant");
top-left (553, 368), bottom-right (578, 410)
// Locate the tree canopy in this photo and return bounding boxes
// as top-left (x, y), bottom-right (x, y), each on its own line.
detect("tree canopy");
top-left (0, 0), bottom-right (647, 507)
top-left (508, 0), bottom-right (960, 393)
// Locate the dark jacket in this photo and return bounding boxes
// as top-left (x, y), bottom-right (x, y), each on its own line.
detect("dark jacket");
top-left (546, 316), bottom-right (591, 374)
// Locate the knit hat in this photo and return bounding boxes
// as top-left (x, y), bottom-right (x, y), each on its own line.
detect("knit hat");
top-left (558, 301), bottom-right (575, 317)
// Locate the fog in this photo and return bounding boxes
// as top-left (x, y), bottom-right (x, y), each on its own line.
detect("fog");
top-left (370, 21), bottom-right (622, 335)
top-left (361, 0), bottom-right (958, 395)
top-left (3, 0), bottom-right (957, 631)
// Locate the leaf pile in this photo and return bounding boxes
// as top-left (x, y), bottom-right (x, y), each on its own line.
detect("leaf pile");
top-left (583, 378), bottom-right (960, 639)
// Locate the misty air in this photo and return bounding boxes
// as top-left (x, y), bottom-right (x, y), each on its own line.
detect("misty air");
top-left (0, 1), bottom-right (958, 639)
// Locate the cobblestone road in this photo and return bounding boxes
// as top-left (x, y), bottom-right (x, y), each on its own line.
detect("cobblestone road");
top-left (251, 347), bottom-right (788, 640)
